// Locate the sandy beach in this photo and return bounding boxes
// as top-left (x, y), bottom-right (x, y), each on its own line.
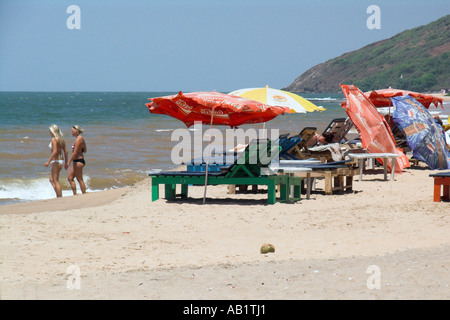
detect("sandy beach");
top-left (3, 2), bottom-right (450, 305)
top-left (0, 160), bottom-right (449, 300)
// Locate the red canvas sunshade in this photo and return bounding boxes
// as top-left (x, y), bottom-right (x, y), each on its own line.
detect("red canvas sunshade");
top-left (364, 88), bottom-right (443, 109)
top-left (341, 85), bottom-right (410, 173)
top-left (147, 91), bottom-right (290, 128)
top-left (146, 91), bottom-right (290, 204)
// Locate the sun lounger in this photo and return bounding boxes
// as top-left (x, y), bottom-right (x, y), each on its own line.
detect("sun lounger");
top-left (429, 171), bottom-right (450, 202)
top-left (285, 119), bottom-right (354, 161)
top-left (186, 155), bottom-right (234, 172)
top-left (279, 127), bottom-right (318, 160)
top-left (304, 161), bottom-right (359, 195)
top-left (322, 117), bottom-right (354, 143)
top-left (308, 143), bottom-right (345, 162)
top-left (274, 160), bottom-right (359, 196)
top-left (279, 159), bottom-right (322, 166)
top-left (149, 139), bottom-right (304, 204)
top-left (278, 133), bottom-right (303, 160)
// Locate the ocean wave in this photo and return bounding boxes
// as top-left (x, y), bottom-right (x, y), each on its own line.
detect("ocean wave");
top-left (307, 97), bottom-right (339, 101)
top-left (0, 176), bottom-right (97, 204)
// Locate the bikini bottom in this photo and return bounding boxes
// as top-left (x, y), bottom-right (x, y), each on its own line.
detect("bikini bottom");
top-left (50, 160), bottom-right (64, 166)
top-left (73, 159), bottom-right (86, 166)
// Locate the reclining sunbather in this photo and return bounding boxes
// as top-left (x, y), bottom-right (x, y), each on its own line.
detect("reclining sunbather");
top-left (306, 132), bottom-right (335, 147)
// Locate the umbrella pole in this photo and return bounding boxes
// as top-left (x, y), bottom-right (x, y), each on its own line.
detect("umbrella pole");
top-left (202, 110), bottom-right (215, 204)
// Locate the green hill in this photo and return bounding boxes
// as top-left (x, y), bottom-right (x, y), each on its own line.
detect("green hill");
top-left (284, 15), bottom-right (450, 93)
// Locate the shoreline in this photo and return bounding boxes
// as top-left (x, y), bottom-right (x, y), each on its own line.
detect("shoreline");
top-left (0, 186), bottom-right (131, 215)
top-left (1, 162), bottom-right (449, 299)
top-left (1, 91), bottom-right (448, 208)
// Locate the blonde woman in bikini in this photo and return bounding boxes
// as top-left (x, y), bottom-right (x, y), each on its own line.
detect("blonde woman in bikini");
top-left (45, 124), bottom-right (68, 198)
top-left (67, 125), bottom-right (87, 195)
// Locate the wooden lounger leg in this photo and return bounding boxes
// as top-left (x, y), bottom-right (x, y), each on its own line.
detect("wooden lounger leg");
top-left (267, 181), bottom-right (277, 204)
top-left (279, 180), bottom-right (290, 203)
top-left (433, 183), bottom-right (441, 202)
top-left (292, 178), bottom-right (302, 201)
top-left (181, 184), bottom-right (188, 199)
top-left (164, 183), bottom-right (176, 200)
top-left (433, 177), bottom-right (450, 202)
top-left (325, 171), bottom-right (332, 195)
top-left (443, 184), bottom-right (450, 201)
top-left (334, 176), bottom-right (343, 193)
top-left (280, 183), bottom-right (287, 203)
top-left (346, 175), bottom-right (353, 192)
top-left (306, 173), bottom-right (311, 199)
top-left (152, 181), bottom-right (159, 201)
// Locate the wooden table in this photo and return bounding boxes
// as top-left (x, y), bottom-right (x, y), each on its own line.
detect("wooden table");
top-left (429, 172), bottom-right (450, 202)
top-left (347, 153), bottom-right (400, 181)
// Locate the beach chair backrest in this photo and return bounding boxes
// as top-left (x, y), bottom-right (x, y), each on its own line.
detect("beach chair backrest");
top-left (297, 127), bottom-right (317, 148)
top-left (226, 139), bottom-right (280, 178)
top-left (322, 118), bottom-right (353, 143)
top-left (283, 134), bottom-right (302, 151)
top-left (281, 127), bottom-right (317, 159)
top-left (277, 133), bottom-right (291, 152)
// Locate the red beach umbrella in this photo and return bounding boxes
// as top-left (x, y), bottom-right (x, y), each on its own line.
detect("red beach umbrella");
top-left (147, 91), bottom-right (290, 128)
top-left (341, 84), bottom-right (410, 173)
top-left (146, 91), bottom-right (290, 204)
top-left (364, 88), bottom-right (443, 109)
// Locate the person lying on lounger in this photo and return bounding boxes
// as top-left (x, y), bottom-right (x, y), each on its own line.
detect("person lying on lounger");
top-left (306, 132), bottom-right (335, 147)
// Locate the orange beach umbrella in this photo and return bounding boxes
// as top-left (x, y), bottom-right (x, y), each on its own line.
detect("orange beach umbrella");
top-left (341, 84), bottom-right (410, 173)
top-left (146, 91), bottom-right (290, 204)
top-left (364, 88), bottom-right (443, 109)
top-left (147, 91), bottom-right (290, 128)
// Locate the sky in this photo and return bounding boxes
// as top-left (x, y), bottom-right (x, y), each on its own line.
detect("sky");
top-left (0, 0), bottom-right (449, 92)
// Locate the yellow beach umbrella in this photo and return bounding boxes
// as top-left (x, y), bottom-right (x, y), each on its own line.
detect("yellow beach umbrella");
top-left (228, 86), bottom-right (325, 113)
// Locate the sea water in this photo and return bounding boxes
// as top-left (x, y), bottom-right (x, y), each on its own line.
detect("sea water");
top-left (1, 91), bottom-right (447, 206)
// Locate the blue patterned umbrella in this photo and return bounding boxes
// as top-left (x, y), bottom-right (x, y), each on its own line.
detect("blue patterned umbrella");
top-left (391, 95), bottom-right (450, 170)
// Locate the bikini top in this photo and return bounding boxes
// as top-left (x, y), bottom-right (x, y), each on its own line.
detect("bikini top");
top-left (72, 143), bottom-right (85, 153)
top-left (49, 141), bottom-right (64, 157)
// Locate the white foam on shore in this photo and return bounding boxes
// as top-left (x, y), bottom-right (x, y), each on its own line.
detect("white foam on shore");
top-left (0, 176), bottom-right (98, 204)
top-left (308, 97), bottom-right (339, 101)
top-left (155, 129), bottom-right (173, 132)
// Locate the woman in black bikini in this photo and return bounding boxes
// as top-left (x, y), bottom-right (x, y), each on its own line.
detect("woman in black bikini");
top-left (67, 125), bottom-right (87, 195)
